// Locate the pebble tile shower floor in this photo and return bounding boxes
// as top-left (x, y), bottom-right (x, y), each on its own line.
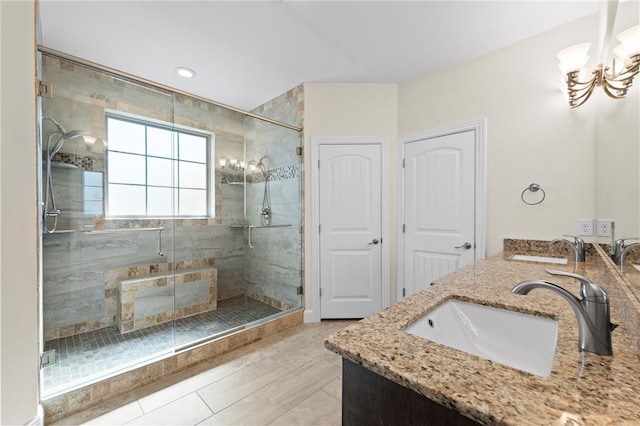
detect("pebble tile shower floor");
top-left (43, 296), bottom-right (281, 391)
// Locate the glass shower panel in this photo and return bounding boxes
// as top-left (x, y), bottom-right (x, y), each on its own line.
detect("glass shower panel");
top-left (169, 94), bottom-right (250, 347)
top-left (243, 116), bottom-right (303, 317)
top-left (40, 54), bottom-right (177, 397)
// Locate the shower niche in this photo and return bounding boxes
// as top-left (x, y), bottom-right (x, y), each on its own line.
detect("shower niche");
top-left (38, 52), bottom-right (303, 398)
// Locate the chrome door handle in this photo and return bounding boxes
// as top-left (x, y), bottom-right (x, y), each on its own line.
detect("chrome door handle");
top-left (248, 225), bottom-right (255, 249)
top-left (455, 242), bottom-right (472, 250)
top-left (368, 238), bottom-right (380, 245)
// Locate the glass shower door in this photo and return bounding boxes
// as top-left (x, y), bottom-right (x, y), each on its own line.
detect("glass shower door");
top-left (243, 116), bottom-right (303, 322)
top-left (39, 53), bottom-right (178, 397)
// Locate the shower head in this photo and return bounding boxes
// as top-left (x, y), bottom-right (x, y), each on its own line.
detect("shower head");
top-left (42, 115), bottom-right (66, 134)
top-left (49, 130), bottom-right (89, 158)
top-left (256, 156), bottom-right (270, 177)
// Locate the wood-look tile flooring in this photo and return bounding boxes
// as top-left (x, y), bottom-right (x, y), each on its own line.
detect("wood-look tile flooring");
top-left (52, 320), bottom-right (356, 426)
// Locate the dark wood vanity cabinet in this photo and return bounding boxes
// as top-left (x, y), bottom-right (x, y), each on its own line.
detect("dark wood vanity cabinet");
top-left (342, 359), bottom-right (480, 426)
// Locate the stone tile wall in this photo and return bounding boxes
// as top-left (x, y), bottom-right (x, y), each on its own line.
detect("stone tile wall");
top-left (116, 259), bottom-right (218, 333)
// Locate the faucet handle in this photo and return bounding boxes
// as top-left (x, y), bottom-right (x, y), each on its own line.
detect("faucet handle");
top-left (615, 237), bottom-right (640, 247)
top-left (544, 269), bottom-right (608, 302)
top-left (561, 234), bottom-right (583, 243)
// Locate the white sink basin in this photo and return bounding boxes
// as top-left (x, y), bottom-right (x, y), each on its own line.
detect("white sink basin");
top-left (406, 299), bottom-right (559, 377)
top-left (633, 264), bottom-right (640, 272)
top-left (512, 254), bottom-right (568, 264)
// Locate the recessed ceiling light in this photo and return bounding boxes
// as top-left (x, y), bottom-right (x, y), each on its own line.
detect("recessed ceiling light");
top-left (175, 67), bottom-right (196, 78)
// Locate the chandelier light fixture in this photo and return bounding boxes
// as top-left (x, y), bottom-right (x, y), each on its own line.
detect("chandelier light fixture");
top-left (556, 0), bottom-right (639, 109)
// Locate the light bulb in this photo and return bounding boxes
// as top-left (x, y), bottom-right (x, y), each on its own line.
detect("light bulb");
top-left (557, 43), bottom-right (591, 74)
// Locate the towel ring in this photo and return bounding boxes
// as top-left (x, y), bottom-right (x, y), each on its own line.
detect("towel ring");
top-left (521, 183), bottom-right (545, 205)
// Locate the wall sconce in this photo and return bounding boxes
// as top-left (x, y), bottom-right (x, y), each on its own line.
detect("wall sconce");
top-left (557, 24), bottom-right (639, 108)
top-left (218, 157), bottom-right (227, 169)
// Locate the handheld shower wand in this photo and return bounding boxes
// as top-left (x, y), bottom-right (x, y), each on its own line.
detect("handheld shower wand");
top-left (41, 116), bottom-right (89, 233)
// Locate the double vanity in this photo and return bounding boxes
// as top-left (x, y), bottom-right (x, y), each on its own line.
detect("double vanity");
top-left (325, 239), bottom-right (640, 425)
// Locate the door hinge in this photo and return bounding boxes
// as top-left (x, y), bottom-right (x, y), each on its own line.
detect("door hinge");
top-left (38, 80), bottom-right (53, 98)
top-left (40, 350), bottom-right (56, 368)
top-left (402, 224), bottom-right (405, 233)
top-left (296, 146), bottom-right (303, 156)
top-left (297, 286), bottom-right (304, 295)
top-left (402, 288), bottom-right (406, 297)
top-left (318, 224), bottom-right (321, 233)
top-left (319, 288), bottom-right (322, 297)
top-left (317, 159), bottom-right (320, 168)
top-left (402, 158), bottom-right (405, 168)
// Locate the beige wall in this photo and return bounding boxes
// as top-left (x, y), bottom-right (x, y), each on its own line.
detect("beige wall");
top-left (399, 3), bottom-right (638, 256)
top-left (400, 14), bottom-right (602, 257)
top-left (0, 0), bottom-right (40, 424)
top-left (302, 82), bottom-right (398, 315)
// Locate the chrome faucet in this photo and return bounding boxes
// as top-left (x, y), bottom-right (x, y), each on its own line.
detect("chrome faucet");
top-left (550, 234), bottom-right (585, 262)
top-left (611, 237), bottom-right (640, 266)
top-left (512, 269), bottom-right (615, 356)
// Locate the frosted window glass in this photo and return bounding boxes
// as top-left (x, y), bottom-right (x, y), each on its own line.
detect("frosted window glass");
top-left (108, 152), bottom-right (145, 184)
top-left (148, 157), bottom-right (173, 187)
top-left (179, 189), bottom-right (206, 216)
top-left (84, 201), bottom-right (103, 215)
top-left (147, 127), bottom-right (175, 158)
top-left (108, 184), bottom-right (145, 216)
top-left (84, 171), bottom-right (103, 186)
top-left (148, 187), bottom-right (173, 216)
top-left (106, 115), bottom-right (212, 218)
top-left (84, 186), bottom-right (103, 200)
top-left (179, 134), bottom-right (206, 162)
top-left (107, 118), bottom-right (145, 154)
top-left (179, 162), bottom-right (206, 189)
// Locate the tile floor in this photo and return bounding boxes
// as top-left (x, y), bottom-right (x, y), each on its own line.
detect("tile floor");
top-left (51, 319), bottom-right (357, 426)
top-left (44, 296), bottom-right (282, 392)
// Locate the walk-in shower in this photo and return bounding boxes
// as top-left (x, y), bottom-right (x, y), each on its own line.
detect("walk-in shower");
top-left (38, 50), bottom-right (303, 401)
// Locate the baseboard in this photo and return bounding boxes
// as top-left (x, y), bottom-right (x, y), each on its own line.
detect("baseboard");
top-left (303, 308), bottom-right (320, 323)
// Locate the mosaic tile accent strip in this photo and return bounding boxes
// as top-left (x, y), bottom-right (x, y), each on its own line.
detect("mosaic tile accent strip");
top-left (221, 163), bottom-right (301, 184)
top-left (52, 152), bottom-right (94, 171)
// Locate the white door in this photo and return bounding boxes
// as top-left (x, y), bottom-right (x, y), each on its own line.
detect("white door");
top-left (403, 130), bottom-right (476, 298)
top-left (319, 143), bottom-right (382, 318)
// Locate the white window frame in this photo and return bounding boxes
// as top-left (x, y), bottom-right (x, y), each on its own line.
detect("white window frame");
top-left (105, 112), bottom-right (215, 218)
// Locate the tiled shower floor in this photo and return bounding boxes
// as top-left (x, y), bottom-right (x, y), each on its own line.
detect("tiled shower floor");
top-left (42, 296), bottom-right (281, 393)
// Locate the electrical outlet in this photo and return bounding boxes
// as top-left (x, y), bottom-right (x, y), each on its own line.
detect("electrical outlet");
top-left (596, 219), bottom-right (614, 237)
top-left (577, 219), bottom-right (594, 236)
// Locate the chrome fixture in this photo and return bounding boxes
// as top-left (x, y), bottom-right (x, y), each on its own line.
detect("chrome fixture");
top-left (253, 157), bottom-right (272, 226)
top-left (42, 116), bottom-right (89, 233)
top-left (520, 183), bottom-right (546, 205)
top-left (611, 237), bottom-right (640, 265)
top-left (556, 2), bottom-right (639, 109)
top-left (512, 269), bottom-right (615, 355)
top-left (551, 235), bottom-right (585, 262)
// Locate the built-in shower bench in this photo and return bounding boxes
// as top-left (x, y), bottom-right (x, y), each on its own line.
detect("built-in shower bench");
top-left (116, 259), bottom-right (217, 333)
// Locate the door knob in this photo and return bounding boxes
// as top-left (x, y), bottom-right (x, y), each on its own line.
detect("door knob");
top-left (368, 238), bottom-right (380, 245)
top-left (455, 242), bottom-right (472, 250)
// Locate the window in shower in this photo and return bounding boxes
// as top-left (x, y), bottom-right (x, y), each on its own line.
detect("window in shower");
top-left (106, 114), bottom-right (214, 217)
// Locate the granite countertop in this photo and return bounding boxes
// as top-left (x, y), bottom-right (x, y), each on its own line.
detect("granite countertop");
top-left (325, 242), bottom-right (640, 425)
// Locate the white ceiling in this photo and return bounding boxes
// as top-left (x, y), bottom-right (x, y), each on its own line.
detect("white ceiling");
top-left (39, 1), bottom-right (598, 112)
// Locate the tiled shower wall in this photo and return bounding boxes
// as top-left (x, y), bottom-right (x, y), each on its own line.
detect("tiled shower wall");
top-left (245, 86), bottom-right (304, 309)
top-left (41, 55), bottom-right (303, 340)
